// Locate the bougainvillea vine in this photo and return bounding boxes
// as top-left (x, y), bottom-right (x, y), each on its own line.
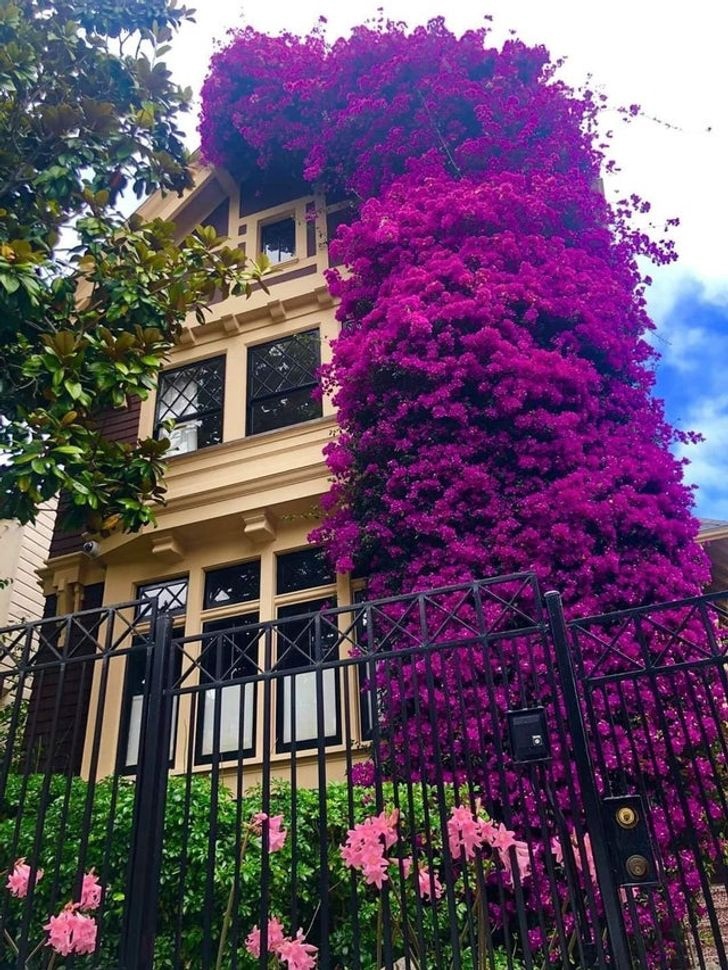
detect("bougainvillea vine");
top-left (201, 16), bottom-right (723, 958)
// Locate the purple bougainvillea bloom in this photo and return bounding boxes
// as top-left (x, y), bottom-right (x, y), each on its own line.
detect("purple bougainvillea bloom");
top-left (201, 17), bottom-right (721, 954)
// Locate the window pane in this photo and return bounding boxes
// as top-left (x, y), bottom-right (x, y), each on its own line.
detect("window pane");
top-left (260, 217), bottom-right (296, 263)
top-left (136, 578), bottom-right (188, 618)
top-left (248, 331), bottom-right (320, 398)
top-left (277, 548), bottom-right (334, 595)
top-left (353, 588), bottom-right (376, 740)
top-left (155, 357), bottom-right (225, 453)
top-left (276, 599), bottom-right (339, 750)
top-left (196, 615), bottom-right (260, 761)
top-left (247, 331), bottom-right (322, 436)
top-left (249, 387), bottom-right (322, 435)
top-left (121, 635), bottom-right (179, 769)
top-left (204, 561), bottom-right (261, 609)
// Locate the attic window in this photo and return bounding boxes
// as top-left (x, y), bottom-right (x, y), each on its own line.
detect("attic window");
top-left (260, 217), bottom-right (296, 264)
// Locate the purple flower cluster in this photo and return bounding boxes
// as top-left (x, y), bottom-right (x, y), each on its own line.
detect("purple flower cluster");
top-left (201, 17), bottom-right (720, 952)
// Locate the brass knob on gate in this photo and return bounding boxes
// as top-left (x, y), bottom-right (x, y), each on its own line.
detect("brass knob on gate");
top-left (625, 855), bottom-right (649, 879)
top-left (616, 806), bottom-right (639, 829)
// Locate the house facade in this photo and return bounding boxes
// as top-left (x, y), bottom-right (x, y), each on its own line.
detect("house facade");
top-left (0, 502), bottom-right (57, 712)
top-left (34, 161), bottom-right (728, 785)
top-left (36, 162), bottom-right (364, 783)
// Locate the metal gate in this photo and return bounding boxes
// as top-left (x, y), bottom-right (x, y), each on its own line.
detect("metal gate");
top-left (0, 574), bottom-right (726, 969)
top-left (557, 589), bottom-right (728, 970)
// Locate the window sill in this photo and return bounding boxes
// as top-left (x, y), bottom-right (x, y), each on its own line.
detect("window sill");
top-left (180, 740), bottom-right (369, 776)
top-left (268, 255), bottom-right (299, 271)
top-left (163, 414), bottom-right (334, 464)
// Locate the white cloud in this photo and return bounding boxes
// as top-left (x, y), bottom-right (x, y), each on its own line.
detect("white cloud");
top-left (676, 394), bottom-right (728, 515)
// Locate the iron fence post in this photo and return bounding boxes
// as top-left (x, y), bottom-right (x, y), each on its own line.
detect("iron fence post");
top-left (544, 590), bottom-right (632, 970)
top-left (120, 613), bottom-right (174, 970)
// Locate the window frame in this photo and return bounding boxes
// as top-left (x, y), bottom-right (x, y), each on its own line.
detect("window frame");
top-left (274, 594), bottom-right (341, 754)
top-left (154, 355), bottom-right (226, 456)
top-left (273, 548), bottom-right (340, 754)
top-left (194, 612), bottom-right (262, 765)
top-left (245, 329), bottom-right (323, 437)
top-left (258, 212), bottom-right (297, 265)
top-left (203, 559), bottom-right (262, 611)
top-left (119, 576), bottom-right (190, 773)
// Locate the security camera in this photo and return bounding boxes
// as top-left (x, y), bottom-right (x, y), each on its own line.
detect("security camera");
top-left (82, 540), bottom-right (100, 558)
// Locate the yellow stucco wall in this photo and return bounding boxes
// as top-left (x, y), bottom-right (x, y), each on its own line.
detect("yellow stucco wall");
top-left (39, 165), bottom-right (369, 783)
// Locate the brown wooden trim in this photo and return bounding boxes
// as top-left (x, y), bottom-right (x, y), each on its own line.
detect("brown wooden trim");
top-left (306, 203), bottom-right (317, 258)
top-left (48, 401), bottom-right (141, 558)
top-left (252, 263), bottom-right (317, 293)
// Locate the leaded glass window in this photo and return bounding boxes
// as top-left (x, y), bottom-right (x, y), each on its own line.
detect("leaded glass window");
top-left (136, 577), bottom-right (188, 619)
top-left (275, 598), bottom-right (340, 751)
top-left (120, 636), bottom-right (181, 770)
top-left (276, 548), bottom-right (334, 595)
top-left (204, 561), bottom-right (261, 610)
top-left (155, 357), bottom-right (225, 455)
top-left (196, 615), bottom-right (260, 763)
top-left (247, 331), bottom-right (322, 435)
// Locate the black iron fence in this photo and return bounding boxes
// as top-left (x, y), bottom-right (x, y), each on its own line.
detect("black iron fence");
top-left (0, 574), bottom-right (726, 969)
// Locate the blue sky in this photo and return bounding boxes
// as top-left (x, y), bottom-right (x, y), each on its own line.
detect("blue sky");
top-left (651, 274), bottom-right (728, 521)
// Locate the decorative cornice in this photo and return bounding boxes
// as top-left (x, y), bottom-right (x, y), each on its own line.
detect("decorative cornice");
top-left (242, 510), bottom-right (277, 543)
top-left (150, 532), bottom-right (186, 564)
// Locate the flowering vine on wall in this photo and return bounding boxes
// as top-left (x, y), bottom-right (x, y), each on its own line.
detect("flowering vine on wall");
top-left (200, 16), bottom-right (707, 607)
top-left (200, 16), bottom-right (723, 956)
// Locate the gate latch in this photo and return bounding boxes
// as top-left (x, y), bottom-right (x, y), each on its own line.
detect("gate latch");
top-left (507, 707), bottom-right (551, 763)
top-left (602, 794), bottom-right (661, 887)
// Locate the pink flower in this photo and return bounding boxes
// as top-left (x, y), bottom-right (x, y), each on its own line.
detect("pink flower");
top-left (484, 821), bottom-right (517, 854)
top-left (44, 906), bottom-right (97, 956)
top-left (340, 810), bottom-right (400, 887)
top-left (277, 929), bottom-right (318, 969)
top-left (482, 822), bottom-right (530, 884)
top-left (252, 812), bottom-right (287, 852)
top-left (245, 915), bottom-right (286, 958)
top-left (551, 832), bottom-right (597, 883)
top-left (6, 858), bottom-right (43, 898)
top-left (397, 855), bottom-right (413, 878)
top-left (416, 865), bottom-right (444, 900)
top-left (507, 840), bottom-right (532, 884)
top-left (575, 833), bottom-right (597, 884)
top-left (79, 869), bottom-right (102, 910)
top-left (551, 836), bottom-right (564, 866)
top-left (448, 804), bottom-right (487, 861)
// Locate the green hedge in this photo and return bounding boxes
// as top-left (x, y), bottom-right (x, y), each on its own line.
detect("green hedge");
top-left (0, 774), bottom-right (516, 968)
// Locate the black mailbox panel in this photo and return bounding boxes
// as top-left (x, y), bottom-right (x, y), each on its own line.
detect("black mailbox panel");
top-left (507, 707), bottom-right (551, 763)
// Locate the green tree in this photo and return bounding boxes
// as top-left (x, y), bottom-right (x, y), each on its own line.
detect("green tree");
top-left (0, 0), bottom-right (268, 535)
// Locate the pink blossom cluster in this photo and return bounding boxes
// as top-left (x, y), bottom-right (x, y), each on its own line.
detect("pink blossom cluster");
top-left (413, 861), bottom-right (443, 901)
top-left (340, 809), bottom-right (399, 888)
top-left (252, 811), bottom-right (288, 852)
top-left (245, 916), bottom-right (318, 970)
top-left (552, 832), bottom-right (596, 883)
top-left (45, 869), bottom-right (102, 956)
top-left (5, 859), bottom-right (102, 957)
top-left (448, 805), bottom-right (530, 884)
top-left (44, 905), bottom-right (98, 957)
top-left (341, 811), bottom-right (445, 901)
top-left (6, 858), bottom-right (43, 898)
